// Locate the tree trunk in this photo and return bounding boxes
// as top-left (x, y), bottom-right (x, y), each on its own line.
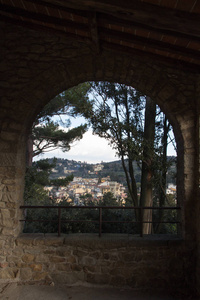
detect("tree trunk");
top-left (140, 97), bottom-right (156, 235)
top-left (26, 135), bottom-right (33, 167)
top-left (156, 115), bottom-right (169, 233)
top-left (121, 157), bottom-right (138, 208)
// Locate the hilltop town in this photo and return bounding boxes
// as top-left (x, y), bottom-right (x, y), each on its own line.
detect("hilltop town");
top-left (43, 158), bottom-right (176, 205)
top-left (45, 176), bottom-right (127, 205)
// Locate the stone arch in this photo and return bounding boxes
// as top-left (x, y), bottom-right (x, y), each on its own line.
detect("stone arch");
top-left (0, 22), bottom-right (198, 243)
top-left (6, 50), bottom-right (195, 240)
top-left (0, 21), bottom-right (199, 294)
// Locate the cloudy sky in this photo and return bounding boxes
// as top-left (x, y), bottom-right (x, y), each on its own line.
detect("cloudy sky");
top-left (36, 129), bottom-right (118, 164)
top-left (35, 127), bottom-right (176, 164)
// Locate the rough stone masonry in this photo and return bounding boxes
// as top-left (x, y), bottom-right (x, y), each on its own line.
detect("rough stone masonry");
top-left (0, 233), bottom-right (195, 297)
top-left (0, 6), bottom-right (200, 297)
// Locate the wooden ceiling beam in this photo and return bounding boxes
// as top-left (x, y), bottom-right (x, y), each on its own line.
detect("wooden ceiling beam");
top-left (99, 28), bottom-right (200, 61)
top-left (88, 12), bottom-right (100, 53)
top-left (24, 0), bottom-right (88, 18)
top-left (0, 14), bottom-right (88, 43)
top-left (101, 40), bottom-right (200, 73)
top-left (98, 13), bottom-right (200, 44)
top-left (0, 4), bottom-right (89, 32)
top-left (1, 0), bottom-right (199, 71)
top-left (2, 1), bottom-right (200, 43)
top-left (51, 0), bottom-right (200, 38)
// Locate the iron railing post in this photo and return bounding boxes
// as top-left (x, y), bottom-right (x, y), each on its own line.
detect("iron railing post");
top-left (58, 207), bottom-right (61, 237)
top-left (19, 205), bottom-right (181, 237)
top-left (99, 207), bottom-right (102, 237)
top-left (140, 207), bottom-right (143, 237)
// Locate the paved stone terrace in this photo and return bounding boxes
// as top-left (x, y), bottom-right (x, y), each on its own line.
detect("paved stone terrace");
top-left (1, 283), bottom-right (198, 300)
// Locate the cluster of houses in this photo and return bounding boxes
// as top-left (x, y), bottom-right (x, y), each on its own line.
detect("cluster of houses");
top-left (46, 161), bottom-right (177, 206)
top-left (45, 176), bottom-right (127, 205)
top-left (166, 183), bottom-right (176, 195)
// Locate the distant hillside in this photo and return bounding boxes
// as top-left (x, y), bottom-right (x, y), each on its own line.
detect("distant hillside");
top-left (48, 156), bottom-right (176, 187)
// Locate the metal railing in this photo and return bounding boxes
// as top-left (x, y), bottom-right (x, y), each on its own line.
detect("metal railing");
top-left (20, 205), bottom-right (181, 237)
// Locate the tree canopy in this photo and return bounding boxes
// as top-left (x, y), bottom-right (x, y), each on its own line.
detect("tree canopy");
top-left (87, 81), bottom-right (177, 233)
top-left (27, 82), bottom-right (92, 164)
top-left (24, 81), bottom-right (177, 235)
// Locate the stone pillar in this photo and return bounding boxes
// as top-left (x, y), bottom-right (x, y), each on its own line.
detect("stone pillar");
top-left (178, 112), bottom-right (197, 241)
top-left (0, 120), bottom-right (26, 279)
top-left (196, 76), bottom-right (200, 295)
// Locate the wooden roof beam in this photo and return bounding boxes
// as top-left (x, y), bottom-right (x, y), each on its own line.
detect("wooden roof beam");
top-left (88, 12), bottom-right (100, 53)
top-left (24, 0), bottom-right (88, 18)
top-left (101, 40), bottom-right (200, 73)
top-left (55, 0), bottom-right (200, 38)
top-left (99, 27), bottom-right (200, 61)
top-left (0, 14), bottom-right (88, 43)
top-left (0, 3), bottom-right (88, 32)
top-left (98, 13), bottom-right (200, 45)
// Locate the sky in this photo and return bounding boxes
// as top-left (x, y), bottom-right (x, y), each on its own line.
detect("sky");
top-left (36, 129), bottom-right (118, 164)
top-left (34, 86), bottom-right (177, 164)
top-left (35, 116), bottom-right (120, 164)
top-left (35, 118), bottom-right (177, 164)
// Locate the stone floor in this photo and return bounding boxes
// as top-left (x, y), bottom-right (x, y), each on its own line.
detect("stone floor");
top-left (0, 283), bottom-right (198, 300)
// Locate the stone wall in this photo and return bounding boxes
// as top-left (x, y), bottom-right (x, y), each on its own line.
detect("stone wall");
top-left (196, 76), bottom-right (200, 295)
top-left (0, 20), bottom-right (199, 296)
top-left (0, 234), bottom-right (195, 297)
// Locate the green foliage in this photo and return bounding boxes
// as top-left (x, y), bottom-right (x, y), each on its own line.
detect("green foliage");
top-left (88, 82), bottom-right (147, 208)
top-left (24, 159), bottom-right (56, 204)
top-left (50, 175), bottom-right (74, 190)
top-left (87, 82), bottom-right (177, 233)
top-left (31, 83), bottom-right (92, 158)
top-left (36, 82), bottom-right (92, 122)
top-left (25, 82), bottom-right (93, 232)
top-left (88, 82), bottom-right (176, 179)
top-left (23, 188), bottom-right (139, 235)
top-left (23, 159), bottom-right (74, 233)
top-left (99, 192), bottom-right (119, 206)
top-left (33, 121), bottom-right (87, 157)
top-left (24, 80), bottom-right (178, 235)
top-left (96, 192), bottom-right (136, 234)
top-left (89, 82), bottom-right (145, 160)
top-left (152, 194), bottom-right (178, 234)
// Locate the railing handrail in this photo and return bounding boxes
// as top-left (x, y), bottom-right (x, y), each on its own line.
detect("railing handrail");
top-left (20, 205), bottom-right (181, 209)
top-left (20, 205), bottom-right (181, 237)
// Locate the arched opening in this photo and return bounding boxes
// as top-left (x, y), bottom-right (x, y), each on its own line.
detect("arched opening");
top-left (0, 0), bottom-right (197, 246)
top-left (2, 41), bottom-right (196, 298)
top-left (15, 69), bottom-right (196, 291)
top-left (0, 34), bottom-right (197, 293)
top-left (23, 81), bottom-right (179, 237)
top-left (0, 0), bottom-right (199, 295)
